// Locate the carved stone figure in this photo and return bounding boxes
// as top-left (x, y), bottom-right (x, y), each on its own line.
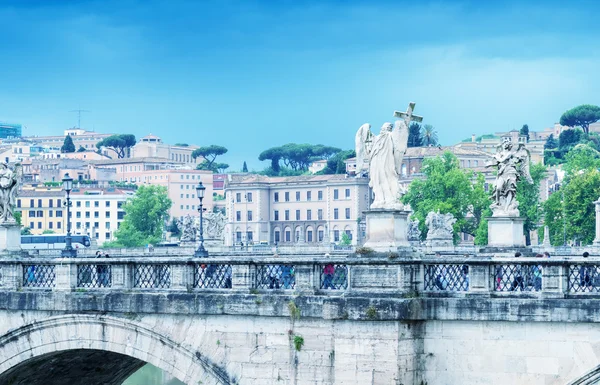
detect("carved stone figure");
top-left (179, 214), bottom-right (197, 243)
top-left (355, 102), bottom-right (422, 210)
top-left (407, 218), bottom-right (421, 241)
top-left (486, 136), bottom-right (533, 217)
top-left (202, 211), bottom-right (226, 240)
top-left (425, 211), bottom-right (456, 240)
top-left (0, 163), bottom-right (22, 223)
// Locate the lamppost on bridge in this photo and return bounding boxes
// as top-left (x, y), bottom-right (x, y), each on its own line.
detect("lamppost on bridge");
top-left (61, 173), bottom-right (77, 258)
top-left (195, 181), bottom-right (208, 258)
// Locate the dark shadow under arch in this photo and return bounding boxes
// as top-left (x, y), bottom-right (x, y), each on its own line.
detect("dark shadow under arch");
top-left (0, 349), bottom-right (145, 385)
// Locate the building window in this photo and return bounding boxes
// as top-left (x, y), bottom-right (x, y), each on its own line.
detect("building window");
top-left (318, 191), bottom-right (323, 201)
top-left (345, 208), bottom-right (350, 219)
top-left (285, 210), bottom-right (290, 221)
top-left (118, 212), bottom-right (125, 220)
top-left (307, 231), bottom-right (313, 242)
top-left (105, 201), bottom-right (110, 207)
top-left (318, 230), bottom-right (324, 242)
top-left (17, 199), bottom-right (21, 208)
top-left (307, 191), bottom-right (311, 201)
top-left (94, 222), bottom-right (99, 228)
top-left (105, 211), bottom-right (110, 218)
top-left (49, 200), bottom-right (53, 208)
top-left (57, 222), bottom-right (62, 229)
top-left (236, 211), bottom-right (241, 221)
top-left (38, 199), bottom-right (42, 208)
top-left (274, 192), bottom-right (279, 202)
top-left (334, 208), bottom-right (339, 219)
top-left (29, 222), bottom-right (33, 229)
top-left (285, 192), bottom-right (290, 202)
top-left (56, 211), bottom-right (63, 217)
top-left (29, 210), bottom-right (35, 218)
top-left (345, 188), bottom-right (350, 198)
top-left (318, 209), bottom-right (323, 220)
top-left (105, 232), bottom-right (111, 239)
top-left (236, 231), bottom-right (242, 242)
top-left (247, 210), bottom-right (253, 221)
top-left (334, 230), bottom-right (340, 242)
top-left (94, 212), bottom-right (99, 218)
top-left (37, 222), bottom-right (42, 229)
top-left (247, 231), bottom-right (253, 242)
top-left (106, 222), bottom-right (110, 229)
top-left (274, 210), bottom-right (279, 221)
top-left (307, 210), bottom-right (312, 220)
top-left (334, 189), bottom-right (339, 200)
top-left (76, 201), bottom-right (81, 207)
top-left (274, 231), bottom-right (280, 243)
top-left (49, 211), bottom-right (53, 217)
top-left (49, 222), bottom-right (53, 229)
top-left (85, 201), bottom-right (90, 208)
top-left (76, 212), bottom-right (81, 218)
top-left (285, 230), bottom-right (291, 242)
top-left (295, 210), bottom-right (300, 220)
top-left (247, 192), bottom-right (253, 202)
top-left (37, 210), bottom-right (43, 217)
top-left (345, 229), bottom-right (352, 240)
top-left (85, 212), bottom-right (90, 218)
top-left (236, 192), bottom-right (241, 203)
top-left (295, 191), bottom-right (300, 201)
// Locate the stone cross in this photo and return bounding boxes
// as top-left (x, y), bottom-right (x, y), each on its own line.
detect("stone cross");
top-left (393, 102), bottom-right (423, 126)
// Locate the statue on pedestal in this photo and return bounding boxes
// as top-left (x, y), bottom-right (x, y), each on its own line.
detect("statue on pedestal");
top-left (179, 215), bottom-right (197, 243)
top-left (425, 211), bottom-right (456, 240)
top-left (407, 218), bottom-right (421, 242)
top-left (0, 163), bottom-right (22, 223)
top-left (202, 211), bottom-right (226, 240)
top-left (355, 102), bottom-right (421, 210)
top-left (487, 137), bottom-right (532, 217)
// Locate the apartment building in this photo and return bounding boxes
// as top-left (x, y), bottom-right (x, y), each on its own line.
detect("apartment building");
top-left (224, 174), bottom-right (370, 246)
top-left (23, 128), bottom-right (118, 158)
top-left (17, 189), bottom-right (66, 234)
top-left (92, 158), bottom-right (214, 220)
top-left (70, 188), bottom-right (133, 245)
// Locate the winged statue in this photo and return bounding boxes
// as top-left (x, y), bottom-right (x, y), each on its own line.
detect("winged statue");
top-left (0, 162), bottom-right (22, 223)
top-left (486, 136), bottom-right (533, 217)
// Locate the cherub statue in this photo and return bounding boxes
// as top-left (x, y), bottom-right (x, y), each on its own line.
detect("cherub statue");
top-left (179, 214), bottom-right (197, 242)
top-left (425, 210), bottom-right (456, 240)
top-left (486, 136), bottom-right (533, 217)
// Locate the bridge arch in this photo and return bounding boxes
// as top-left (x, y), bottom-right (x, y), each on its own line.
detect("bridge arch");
top-left (0, 314), bottom-right (234, 385)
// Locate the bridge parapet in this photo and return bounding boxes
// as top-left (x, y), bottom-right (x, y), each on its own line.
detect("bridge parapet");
top-left (1, 253), bottom-right (600, 298)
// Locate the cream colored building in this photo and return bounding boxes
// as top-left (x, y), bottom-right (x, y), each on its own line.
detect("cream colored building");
top-left (70, 188), bottom-right (133, 245)
top-left (224, 174), bottom-right (369, 246)
top-left (131, 134), bottom-right (201, 166)
top-left (17, 188), bottom-right (66, 234)
top-left (91, 157), bottom-right (214, 220)
top-left (24, 128), bottom-right (118, 158)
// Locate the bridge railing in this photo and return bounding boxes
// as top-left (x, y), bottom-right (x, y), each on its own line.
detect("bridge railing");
top-left (3, 254), bottom-right (600, 297)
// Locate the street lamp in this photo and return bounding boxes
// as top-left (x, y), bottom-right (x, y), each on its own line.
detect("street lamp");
top-left (61, 173), bottom-right (77, 257)
top-left (195, 181), bottom-right (208, 258)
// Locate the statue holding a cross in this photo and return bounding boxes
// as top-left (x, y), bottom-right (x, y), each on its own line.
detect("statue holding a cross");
top-left (355, 102), bottom-right (422, 210)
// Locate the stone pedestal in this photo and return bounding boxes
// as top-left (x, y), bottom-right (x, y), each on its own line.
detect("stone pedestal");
top-left (363, 209), bottom-right (410, 252)
top-left (0, 223), bottom-right (21, 251)
top-left (487, 216), bottom-right (525, 247)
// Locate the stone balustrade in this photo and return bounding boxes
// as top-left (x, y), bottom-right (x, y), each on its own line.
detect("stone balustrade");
top-left (3, 253), bottom-right (600, 297)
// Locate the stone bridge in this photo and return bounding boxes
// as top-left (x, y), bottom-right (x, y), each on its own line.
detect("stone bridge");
top-left (2, 249), bottom-right (600, 384)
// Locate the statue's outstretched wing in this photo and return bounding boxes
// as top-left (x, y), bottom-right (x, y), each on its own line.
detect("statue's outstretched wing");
top-left (516, 145), bottom-right (534, 184)
top-left (355, 123), bottom-right (373, 176)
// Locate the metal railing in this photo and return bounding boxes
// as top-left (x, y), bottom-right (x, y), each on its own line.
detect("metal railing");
top-left (77, 264), bottom-right (112, 288)
top-left (423, 264), bottom-right (469, 291)
top-left (193, 264), bottom-right (232, 289)
top-left (568, 264), bottom-right (600, 292)
top-left (22, 264), bottom-right (55, 288)
top-left (494, 264), bottom-right (543, 292)
top-left (319, 264), bottom-right (348, 290)
top-left (134, 264), bottom-right (171, 289)
top-left (254, 264), bottom-right (296, 290)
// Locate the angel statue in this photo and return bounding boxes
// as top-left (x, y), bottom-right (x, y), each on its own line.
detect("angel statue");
top-left (0, 162), bottom-right (22, 223)
top-left (486, 136), bottom-right (533, 217)
top-left (355, 102), bottom-right (421, 210)
top-left (178, 214), bottom-right (197, 243)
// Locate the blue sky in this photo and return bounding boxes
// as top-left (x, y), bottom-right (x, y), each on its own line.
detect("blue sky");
top-left (1, 0), bottom-right (600, 170)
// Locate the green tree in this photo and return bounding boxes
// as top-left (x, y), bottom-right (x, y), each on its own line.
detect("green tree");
top-left (191, 145), bottom-right (228, 169)
top-left (96, 134), bottom-right (136, 158)
top-left (106, 185), bottom-right (172, 247)
top-left (402, 152), bottom-right (488, 243)
top-left (544, 134), bottom-right (558, 149)
top-left (167, 218), bottom-right (180, 237)
top-left (14, 211), bottom-right (21, 226)
top-left (340, 232), bottom-right (351, 245)
top-left (42, 230), bottom-right (55, 234)
top-left (520, 124), bottom-right (530, 141)
top-left (563, 144), bottom-right (600, 176)
top-left (242, 161), bottom-right (248, 173)
top-left (320, 150), bottom-right (355, 175)
top-left (516, 163), bottom-right (547, 245)
top-left (61, 135), bottom-right (76, 153)
top-left (421, 124), bottom-right (439, 146)
top-left (558, 128), bottom-right (584, 152)
top-left (259, 143), bottom-right (341, 175)
top-left (560, 104), bottom-right (600, 135)
top-left (197, 161), bottom-right (229, 173)
top-left (407, 123), bottom-right (422, 147)
top-left (77, 146), bottom-right (86, 152)
top-left (21, 227), bottom-right (32, 235)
